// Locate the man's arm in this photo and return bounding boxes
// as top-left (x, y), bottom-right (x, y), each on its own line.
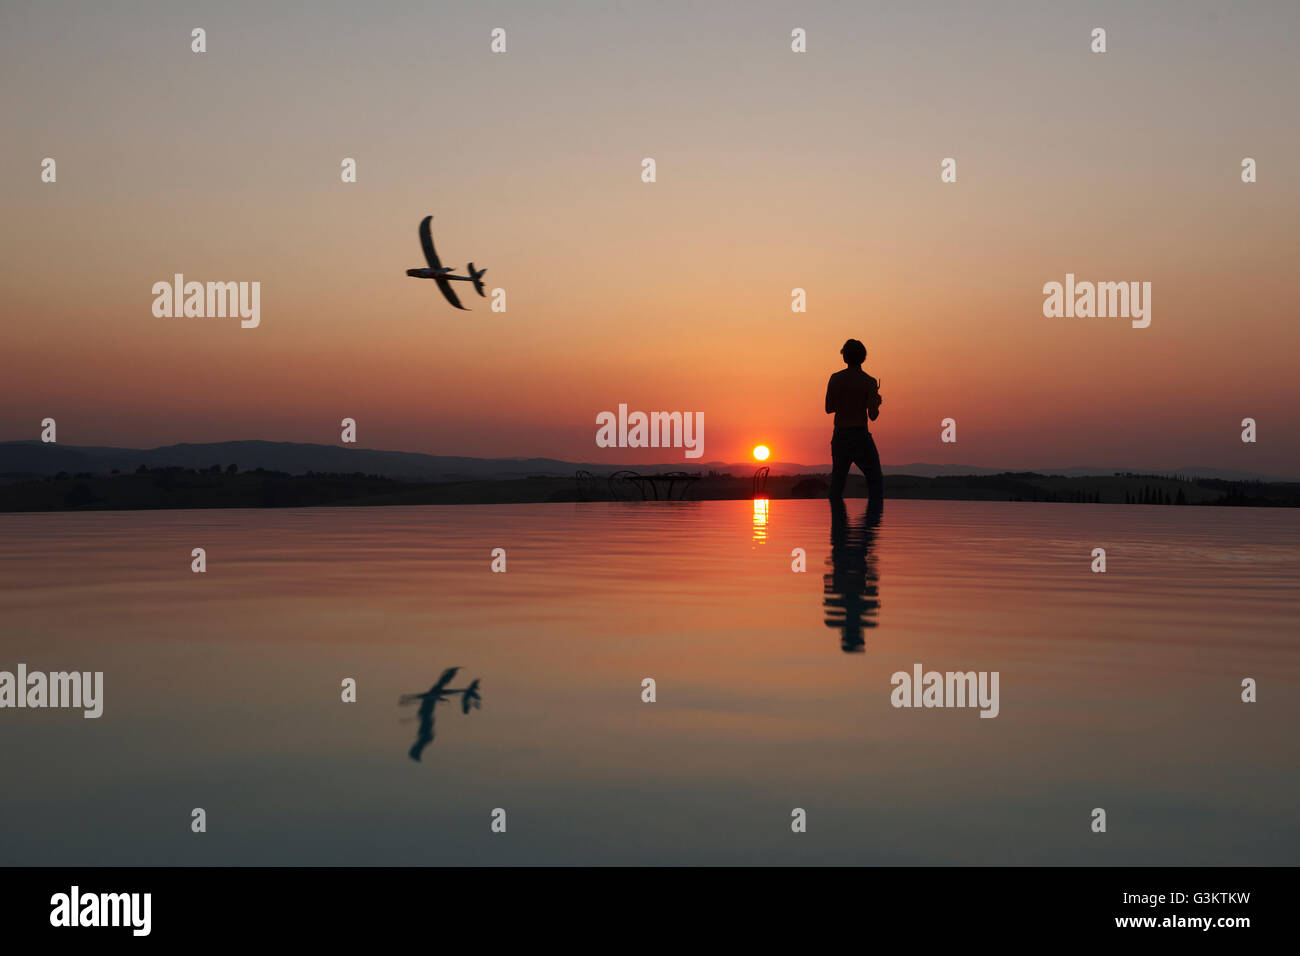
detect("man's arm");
top-left (825, 375), bottom-right (837, 414)
top-left (867, 376), bottom-right (882, 421)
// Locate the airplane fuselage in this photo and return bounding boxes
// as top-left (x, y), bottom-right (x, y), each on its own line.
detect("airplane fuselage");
top-left (406, 267), bottom-right (474, 281)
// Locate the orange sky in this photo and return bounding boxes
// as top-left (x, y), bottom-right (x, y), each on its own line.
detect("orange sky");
top-left (2, 1), bottom-right (1297, 472)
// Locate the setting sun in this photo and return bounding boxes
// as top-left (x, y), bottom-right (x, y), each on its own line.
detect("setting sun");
top-left (752, 445), bottom-right (770, 462)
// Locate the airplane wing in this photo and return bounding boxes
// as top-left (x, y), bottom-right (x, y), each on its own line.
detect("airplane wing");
top-left (432, 666), bottom-right (460, 691)
top-left (419, 215), bottom-right (442, 269)
top-left (435, 277), bottom-right (468, 310)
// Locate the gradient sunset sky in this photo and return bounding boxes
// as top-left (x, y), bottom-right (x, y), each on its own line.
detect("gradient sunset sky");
top-left (2, 0), bottom-right (1297, 472)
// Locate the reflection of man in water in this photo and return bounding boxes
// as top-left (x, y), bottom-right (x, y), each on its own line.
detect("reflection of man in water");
top-left (825, 338), bottom-right (883, 505)
top-left (823, 498), bottom-right (882, 652)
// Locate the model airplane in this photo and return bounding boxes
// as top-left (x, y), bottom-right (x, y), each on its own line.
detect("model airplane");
top-left (405, 215), bottom-right (486, 310)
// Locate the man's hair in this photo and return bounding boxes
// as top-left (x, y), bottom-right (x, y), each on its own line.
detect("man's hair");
top-left (840, 339), bottom-right (867, 365)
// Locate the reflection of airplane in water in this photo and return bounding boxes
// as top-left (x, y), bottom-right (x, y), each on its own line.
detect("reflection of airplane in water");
top-left (399, 666), bottom-right (483, 761)
top-left (823, 499), bottom-right (883, 652)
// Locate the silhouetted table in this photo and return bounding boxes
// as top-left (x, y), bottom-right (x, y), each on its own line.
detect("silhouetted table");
top-left (607, 470), bottom-right (700, 501)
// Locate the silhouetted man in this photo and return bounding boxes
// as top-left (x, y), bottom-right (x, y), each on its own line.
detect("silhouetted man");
top-left (825, 338), bottom-right (883, 504)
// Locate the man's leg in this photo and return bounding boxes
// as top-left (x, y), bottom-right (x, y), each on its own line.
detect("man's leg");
top-left (855, 432), bottom-right (884, 507)
top-left (828, 436), bottom-right (851, 499)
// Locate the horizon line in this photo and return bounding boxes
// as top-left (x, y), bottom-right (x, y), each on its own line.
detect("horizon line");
top-left (2, 438), bottom-right (1293, 482)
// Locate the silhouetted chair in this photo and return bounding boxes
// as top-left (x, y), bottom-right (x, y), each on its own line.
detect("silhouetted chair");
top-left (574, 470), bottom-right (602, 501)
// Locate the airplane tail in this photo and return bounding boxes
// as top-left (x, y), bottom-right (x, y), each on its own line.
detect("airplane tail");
top-left (461, 679), bottom-right (482, 714)
top-left (468, 263), bottom-right (487, 297)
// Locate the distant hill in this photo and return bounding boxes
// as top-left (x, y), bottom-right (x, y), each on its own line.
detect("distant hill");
top-left (0, 441), bottom-right (1292, 484)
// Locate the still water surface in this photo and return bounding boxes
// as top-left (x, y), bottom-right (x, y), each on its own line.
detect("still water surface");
top-left (0, 499), bottom-right (1296, 864)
